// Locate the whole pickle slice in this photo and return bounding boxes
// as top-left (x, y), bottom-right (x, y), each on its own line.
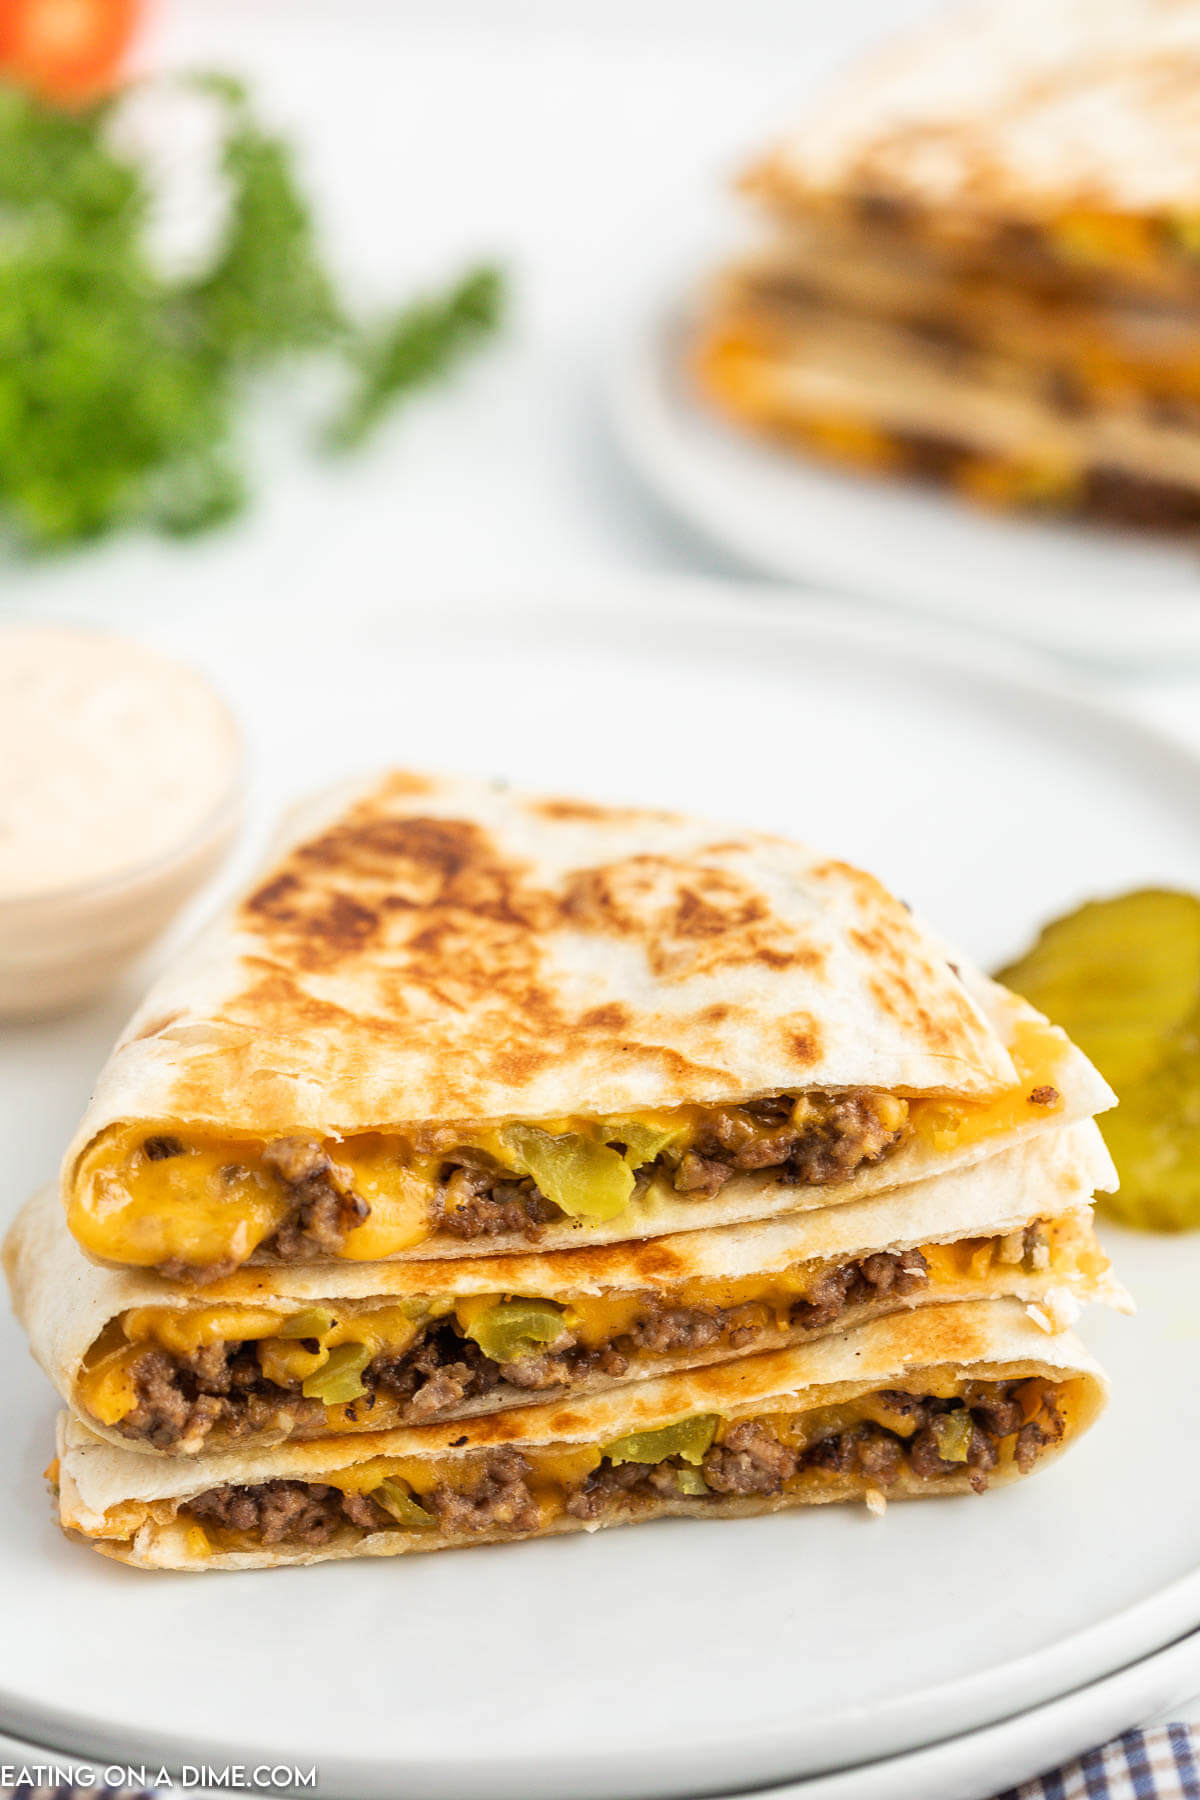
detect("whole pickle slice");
top-left (997, 887), bottom-right (1200, 1230)
top-left (1100, 1039), bottom-right (1200, 1230)
top-left (997, 889), bottom-right (1200, 1088)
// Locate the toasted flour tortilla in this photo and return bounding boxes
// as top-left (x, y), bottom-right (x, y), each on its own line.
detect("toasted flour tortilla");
top-left (67, 769), bottom-right (1021, 1132)
top-left (57, 769), bottom-right (1113, 1274)
top-left (693, 297), bottom-right (1200, 516)
top-left (55, 1298), bottom-right (1109, 1570)
top-left (10, 1123), bottom-right (1124, 1454)
top-left (743, 0), bottom-right (1200, 278)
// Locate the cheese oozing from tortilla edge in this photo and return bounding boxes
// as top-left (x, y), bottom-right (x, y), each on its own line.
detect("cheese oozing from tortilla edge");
top-left (67, 1017), bottom-right (1068, 1275)
top-left (76, 1373), bottom-right (1088, 1553)
top-left (75, 1213), bottom-right (1106, 1439)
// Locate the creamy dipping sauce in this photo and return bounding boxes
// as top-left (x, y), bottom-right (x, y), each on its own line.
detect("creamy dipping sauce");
top-left (0, 624), bottom-right (240, 899)
top-left (0, 624), bottom-right (242, 1017)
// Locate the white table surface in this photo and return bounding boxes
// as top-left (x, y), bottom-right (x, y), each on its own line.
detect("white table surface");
top-left (3, 0), bottom-right (1200, 1774)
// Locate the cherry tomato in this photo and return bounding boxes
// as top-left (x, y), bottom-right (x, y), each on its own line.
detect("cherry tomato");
top-left (0, 0), bottom-right (142, 103)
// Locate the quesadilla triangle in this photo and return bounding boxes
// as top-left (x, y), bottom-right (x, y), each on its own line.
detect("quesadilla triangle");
top-left (52, 1299), bottom-right (1109, 1570)
top-left (60, 769), bottom-right (1113, 1279)
top-left (740, 0), bottom-right (1200, 308)
top-left (11, 1124), bottom-right (1127, 1457)
top-left (693, 0), bottom-right (1200, 527)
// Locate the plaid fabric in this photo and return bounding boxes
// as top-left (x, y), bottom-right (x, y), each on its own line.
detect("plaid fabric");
top-left (996, 1726), bottom-right (1200, 1800)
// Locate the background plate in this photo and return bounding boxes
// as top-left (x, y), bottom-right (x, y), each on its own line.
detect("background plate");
top-left (2, 580), bottom-right (1200, 1798)
top-left (610, 301), bottom-right (1200, 668)
top-left (715, 1628), bottom-right (1200, 1800)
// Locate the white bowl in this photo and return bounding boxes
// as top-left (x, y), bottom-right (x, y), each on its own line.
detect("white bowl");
top-left (0, 623), bottom-right (244, 1019)
top-left (0, 780), bottom-right (242, 1018)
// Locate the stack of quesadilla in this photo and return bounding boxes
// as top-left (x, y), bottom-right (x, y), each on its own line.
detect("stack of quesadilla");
top-left (693, 0), bottom-right (1200, 529)
top-left (3, 769), bottom-right (1127, 1570)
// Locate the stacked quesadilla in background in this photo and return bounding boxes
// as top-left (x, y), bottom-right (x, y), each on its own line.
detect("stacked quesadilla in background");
top-left (4, 769), bottom-right (1127, 1569)
top-left (693, 0), bottom-right (1200, 529)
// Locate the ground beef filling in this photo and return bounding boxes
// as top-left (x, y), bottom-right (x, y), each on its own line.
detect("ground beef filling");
top-left (433, 1164), bottom-right (557, 1242)
top-left (184, 1449), bottom-right (541, 1549)
top-left (434, 1088), bottom-right (907, 1241)
top-left (179, 1382), bottom-right (1066, 1548)
top-left (569, 1381), bottom-right (1064, 1518)
top-left (146, 1090), bottom-right (908, 1266)
top-left (657, 1089), bottom-right (907, 1201)
top-left (257, 1138), bottom-right (370, 1261)
top-left (115, 1247), bottom-right (932, 1451)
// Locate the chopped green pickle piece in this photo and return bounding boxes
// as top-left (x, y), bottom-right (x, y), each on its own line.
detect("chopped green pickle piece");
top-left (502, 1125), bottom-right (635, 1220)
top-left (463, 1300), bottom-right (566, 1363)
top-left (997, 888), bottom-right (1200, 1230)
top-left (932, 1410), bottom-right (973, 1464)
top-left (301, 1341), bottom-right (372, 1403)
top-left (602, 1117), bottom-right (689, 1169)
top-left (603, 1414), bottom-right (720, 1468)
top-left (670, 1466), bottom-right (709, 1496)
top-left (400, 1294), bottom-right (453, 1323)
top-left (273, 1307), bottom-right (336, 1341)
top-left (373, 1478), bottom-right (436, 1530)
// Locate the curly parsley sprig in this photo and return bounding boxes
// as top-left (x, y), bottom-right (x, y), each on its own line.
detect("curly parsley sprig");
top-left (0, 76), bottom-right (505, 549)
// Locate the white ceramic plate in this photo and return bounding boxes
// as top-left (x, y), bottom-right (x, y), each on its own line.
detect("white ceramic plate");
top-left (711, 1628), bottom-right (1200, 1800)
top-left (610, 298), bottom-right (1200, 667)
top-left (3, 580), bottom-right (1200, 1800)
top-left (5, 1633), bottom-right (1199, 1800)
top-left (3, 1633), bottom-right (1196, 1800)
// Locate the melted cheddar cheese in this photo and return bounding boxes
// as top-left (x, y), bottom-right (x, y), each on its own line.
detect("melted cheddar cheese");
top-left (76, 1204), bottom-right (1094, 1438)
top-left (109, 1376), bottom-right (1085, 1554)
top-left (1050, 210), bottom-right (1162, 272)
top-left (67, 1012), bottom-right (1067, 1276)
top-left (907, 1017), bottom-right (1066, 1150)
